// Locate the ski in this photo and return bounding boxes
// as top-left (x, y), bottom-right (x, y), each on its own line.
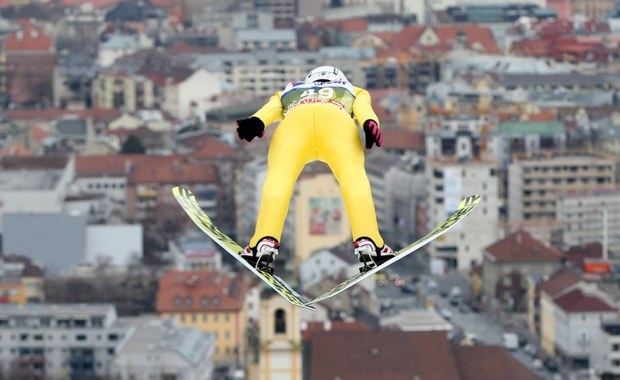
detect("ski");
top-left (172, 186), bottom-right (316, 311)
top-left (304, 195), bottom-right (481, 305)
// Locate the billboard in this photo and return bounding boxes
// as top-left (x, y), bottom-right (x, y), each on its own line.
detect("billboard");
top-left (309, 197), bottom-right (342, 235)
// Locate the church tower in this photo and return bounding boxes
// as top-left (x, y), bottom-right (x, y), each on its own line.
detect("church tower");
top-left (249, 293), bottom-right (303, 380)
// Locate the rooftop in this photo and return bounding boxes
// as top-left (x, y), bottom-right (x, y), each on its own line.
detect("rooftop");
top-left (0, 169), bottom-right (63, 191)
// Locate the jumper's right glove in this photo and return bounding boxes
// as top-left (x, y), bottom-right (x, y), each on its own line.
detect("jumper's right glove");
top-left (363, 119), bottom-right (383, 149)
top-left (236, 117), bottom-right (265, 142)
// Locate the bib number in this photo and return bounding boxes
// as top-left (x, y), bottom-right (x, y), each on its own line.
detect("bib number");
top-left (299, 88), bottom-right (335, 99)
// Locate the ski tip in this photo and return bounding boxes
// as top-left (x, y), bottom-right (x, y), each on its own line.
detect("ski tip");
top-left (459, 194), bottom-right (481, 208)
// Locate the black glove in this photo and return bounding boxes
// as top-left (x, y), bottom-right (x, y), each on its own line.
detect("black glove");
top-left (236, 117), bottom-right (265, 142)
top-left (363, 119), bottom-right (383, 149)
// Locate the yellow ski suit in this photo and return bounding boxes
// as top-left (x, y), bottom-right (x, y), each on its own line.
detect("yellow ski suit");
top-left (248, 80), bottom-right (385, 248)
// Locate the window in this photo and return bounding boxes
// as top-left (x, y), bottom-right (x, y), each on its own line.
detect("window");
top-left (274, 309), bottom-right (286, 334)
top-left (91, 317), bottom-right (104, 327)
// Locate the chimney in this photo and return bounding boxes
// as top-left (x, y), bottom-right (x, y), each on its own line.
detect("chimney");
top-left (124, 159), bottom-right (133, 174)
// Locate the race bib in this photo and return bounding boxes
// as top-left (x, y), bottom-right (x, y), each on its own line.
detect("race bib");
top-left (280, 81), bottom-right (356, 116)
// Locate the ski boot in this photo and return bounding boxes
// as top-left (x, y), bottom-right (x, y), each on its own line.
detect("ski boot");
top-left (354, 237), bottom-right (395, 273)
top-left (241, 237), bottom-right (279, 274)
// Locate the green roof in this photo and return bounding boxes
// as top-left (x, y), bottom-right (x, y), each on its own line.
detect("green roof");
top-left (495, 121), bottom-right (565, 137)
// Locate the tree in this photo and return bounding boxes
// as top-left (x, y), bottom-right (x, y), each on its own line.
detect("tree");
top-left (121, 135), bottom-right (146, 154)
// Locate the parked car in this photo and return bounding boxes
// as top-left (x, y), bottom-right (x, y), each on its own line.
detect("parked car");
top-left (544, 358), bottom-right (559, 373)
top-left (401, 284), bottom-right (417, 294)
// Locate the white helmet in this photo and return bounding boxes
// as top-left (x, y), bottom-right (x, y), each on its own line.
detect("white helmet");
top-left (305, 66), bottom-right (349, 84)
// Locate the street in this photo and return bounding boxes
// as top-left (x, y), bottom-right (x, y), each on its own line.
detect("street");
top-left (374, 253), bottom-right (569, 380)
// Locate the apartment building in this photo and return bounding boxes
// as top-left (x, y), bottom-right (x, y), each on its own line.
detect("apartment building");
top-left (156, 270), bottom-right (250, 364)
top-left (426, 157), bottom-right (501, 270)
top-left (549, 283), bottom-right (617, 369)
top-left (556, 188), bottom-right (620, 255)
top-left (189, 48), bottom-right (370, 96)
top-left (425, 113), bottom-right (495, 161)
top-left (0, 304), bottom-right (128, 379)
top-left (94, 49), bottom-right (222, 119)
top-left (488, 121), bottom-right (567, 169)
top-left (591, 319), bottom-right (620, 378)
top-left (508, 152), bottom-right (616, 223)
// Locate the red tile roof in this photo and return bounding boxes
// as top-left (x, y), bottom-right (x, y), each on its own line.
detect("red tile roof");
top-left (128, 159), bottom-right (218, 184)
top-left (554, 287), bottom-right (616, 313)
top-left (76, 154), bottom-right (175, 176)
top-left (372, 24), bottom-right (500, 56)
top-left (3, 22), bottom-right (53, 52)
top-left (302, 320), bottom-right (370, 340)
top-left (29, 125), bottom-right (48, 142)
top-left (565, 242), bottom-right (604, 267)
top-left (486, 230), bottom-right (564, 262)
top-left (526, 112), bottom-right (557, 122)
top-left (310, 17), bottom-right (369, 33)
top-left (76, 154), bottom-right (219, 184)
top-left (540, 269), bottom-right (581, 297)
top-left (0, 144), bottom-right (31, 157)
top-left (307, 330), bottom-right (461, 380)
top-left (156, 270), bottom-right (248, 313)
top-left (454, 345), bottom-right (540, 380)
top-left (6, 108), bottom-right (121, 123)
top-left (61, 0), bottom-right (121, 9)
top-left (3, 255), bottom-right (44, 277)
top-left (179, 135), bottom-right (236, 158)
top-left (382, 128), bottom-right (425, 151)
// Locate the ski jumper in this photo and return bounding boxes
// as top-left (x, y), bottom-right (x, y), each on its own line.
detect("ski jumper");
top-left (248, 81), bottom-right (385, 248)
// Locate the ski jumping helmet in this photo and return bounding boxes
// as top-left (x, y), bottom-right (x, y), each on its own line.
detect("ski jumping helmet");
top-left (305, 66), bottom-right (349, 84)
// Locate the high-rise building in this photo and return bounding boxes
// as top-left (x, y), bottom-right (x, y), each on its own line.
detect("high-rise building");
top-left (508, 152), bottom-right (615, 223)
top-left (426, 157), bottom-right (500, 270)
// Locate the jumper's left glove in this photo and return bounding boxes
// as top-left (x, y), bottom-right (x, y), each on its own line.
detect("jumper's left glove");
top-left (363, 119), bottom-right (383, 149)
top-left (236, 117), bottom-right (265, 142)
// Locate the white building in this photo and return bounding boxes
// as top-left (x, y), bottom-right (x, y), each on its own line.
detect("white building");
top-left (591, 319), bottom-right (620, 377)
top-left (379, 308), bottom-right (454, 332)
top-left (552, 283), bottom-right (618, 368)
top-left (425, 157), bottom-right (500, 270)
top-left (0, 156), bottom-right (74, 231)
top-left (97, 33), bottom-right (152, 68)
top-left (508, 152), bottom-right (616, 223)
top-left (86, 224), bottom-right (143, 266)
top-left (0, 304), bottom-right (128, 379)
top-left (235, 29), bottom-right (297, 52)
top-left (556, 188), bottom-right (620, 255)
top-left (169, 237), bottom-right (223, 271)
top-left (300, 244), bottom-right (359, 291)
top-left (168, 69), bottom-right (222, 120)
top-left (111, 317), bottom-right (215, 380)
